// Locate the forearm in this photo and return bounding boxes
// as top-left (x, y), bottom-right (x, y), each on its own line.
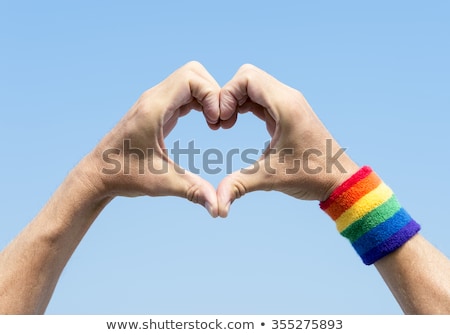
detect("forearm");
top-left (375, 234), bottom-right (450, 314)
top-left (0, 63), bottom-right (221, 314)
top-left (321, 166), bottom-right (450, 314)
top-left (0, 157), bottom-right (112, 314)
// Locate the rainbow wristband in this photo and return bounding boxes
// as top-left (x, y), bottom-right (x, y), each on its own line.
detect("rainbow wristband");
top-left (320, 166), bottom-right (421, 265)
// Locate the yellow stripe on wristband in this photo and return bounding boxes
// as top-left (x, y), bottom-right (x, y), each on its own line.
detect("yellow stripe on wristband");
top-left (320, 166), bottom-right (421, 265)
top-left (336, 182), bottom-right (393, 232)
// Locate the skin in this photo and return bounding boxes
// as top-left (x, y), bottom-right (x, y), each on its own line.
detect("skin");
top-left (375, 235), bottom-right (450, 314)
top-left (1, 62), bottom-right (449, 314)
top-left (0, 61), bottom-right (221, 314)
top-left (217, 64), bottom-right (450, 314)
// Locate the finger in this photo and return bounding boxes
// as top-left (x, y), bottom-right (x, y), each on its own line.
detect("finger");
top-left (179, 99), bottom-right (203, 116)
top-left (219, 87), bottom-right (245, 121)
top-left (183, 170), bottom-right (219, 218)
top-left (160, 61), bottom-right (220, 129)
top-left (180, 100), bottom-right (222, 130)
top-left (219, 64), bottom-right (265, 121)
top-left (220, 64), bottom-right (287, 123)
top-left (167, 166), bottom-right (219, 218)
top-left (207, 120), bottom-right (221, 130)
top-left (219, 111), bottom-right (238, 129)
top-left (216, 159), bottom-right (272, 218)
top-left (238, 100), bottom-right (266, 121)
top-left (173, 99), bottom-right (221, 131)
top-left (147, 158), bottom-right (219, 217)
top-left (186, 62), bottom-right (221, 125)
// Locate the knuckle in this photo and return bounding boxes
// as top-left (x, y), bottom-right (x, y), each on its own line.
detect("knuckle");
top-left (238, 63), bottom-right (257, 73)
top-left (186, 183), bottom-right (201, 204)
top-left (183, 60), bottom-right (204, 73)
top-left (238, 63), bottom-right (259, 80)
top-left (236, 64), bottom-right (267, 87)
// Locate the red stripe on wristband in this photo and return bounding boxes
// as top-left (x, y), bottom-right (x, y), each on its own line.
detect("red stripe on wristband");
top-left (324, 172), bottom-right (382, 220)
top-left (320, 166), bottom-right (421, 265)
top-left (320, 166), bottom-right (373, 211)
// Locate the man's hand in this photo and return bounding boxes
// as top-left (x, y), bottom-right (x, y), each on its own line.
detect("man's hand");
top-left (217, 64), bottom-right (359, 217)
top-left (86, 61), bottom-right (221, 217)
top-left (0, 62), bottom-right (222, 314)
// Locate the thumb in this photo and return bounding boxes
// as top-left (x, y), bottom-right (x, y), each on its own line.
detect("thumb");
top-left (217, 160), bottom-right (271, 218)
top-left (176, 169), bottom-right (219, 218)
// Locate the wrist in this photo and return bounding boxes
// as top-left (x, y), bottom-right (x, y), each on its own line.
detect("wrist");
top-left (320, 166), bottom-right (421, 265)
top-left (320, 154), bottom-right (360, 201)
top-left (71, 153), bottom-right (115, 203)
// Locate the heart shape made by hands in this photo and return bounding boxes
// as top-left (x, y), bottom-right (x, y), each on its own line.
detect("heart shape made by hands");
top-left (97, 62), bottom-right (356, 219)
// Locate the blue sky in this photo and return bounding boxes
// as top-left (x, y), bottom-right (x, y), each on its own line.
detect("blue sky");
top-left (1, 0), bottom-right (449, 314)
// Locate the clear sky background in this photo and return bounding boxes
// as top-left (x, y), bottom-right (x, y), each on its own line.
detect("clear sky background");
top-left (1, 0), bottom-right (449, 314)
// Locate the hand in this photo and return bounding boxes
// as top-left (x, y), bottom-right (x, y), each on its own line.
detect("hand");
top-left (217, 64), bottom-right (359, 217)
top-left (85, 61), bottom-right (221, 217)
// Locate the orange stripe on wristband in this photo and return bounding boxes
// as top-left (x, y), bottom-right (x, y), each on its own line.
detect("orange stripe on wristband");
top-left (320, 166), bottom-right (373, 210)
top-left (320, 166), bottom-right (421, 265)
top-left (325, 172), bottom-right (382, 220)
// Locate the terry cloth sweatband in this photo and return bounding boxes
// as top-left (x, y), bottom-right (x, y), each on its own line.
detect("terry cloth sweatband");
top-left (319, 166), bottom-right (421, 265)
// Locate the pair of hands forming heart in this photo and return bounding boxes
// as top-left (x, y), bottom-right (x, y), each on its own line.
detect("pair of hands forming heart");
top-left (4, 60), bottom-right (450, 317)
top-left (88, 61), bottom-right (359, 218)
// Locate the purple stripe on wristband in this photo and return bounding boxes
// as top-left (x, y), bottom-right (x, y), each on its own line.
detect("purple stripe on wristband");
top-left (352, 208), bottom-right (412, 256)
top-left (360, 219), bottom-right (421, 265)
